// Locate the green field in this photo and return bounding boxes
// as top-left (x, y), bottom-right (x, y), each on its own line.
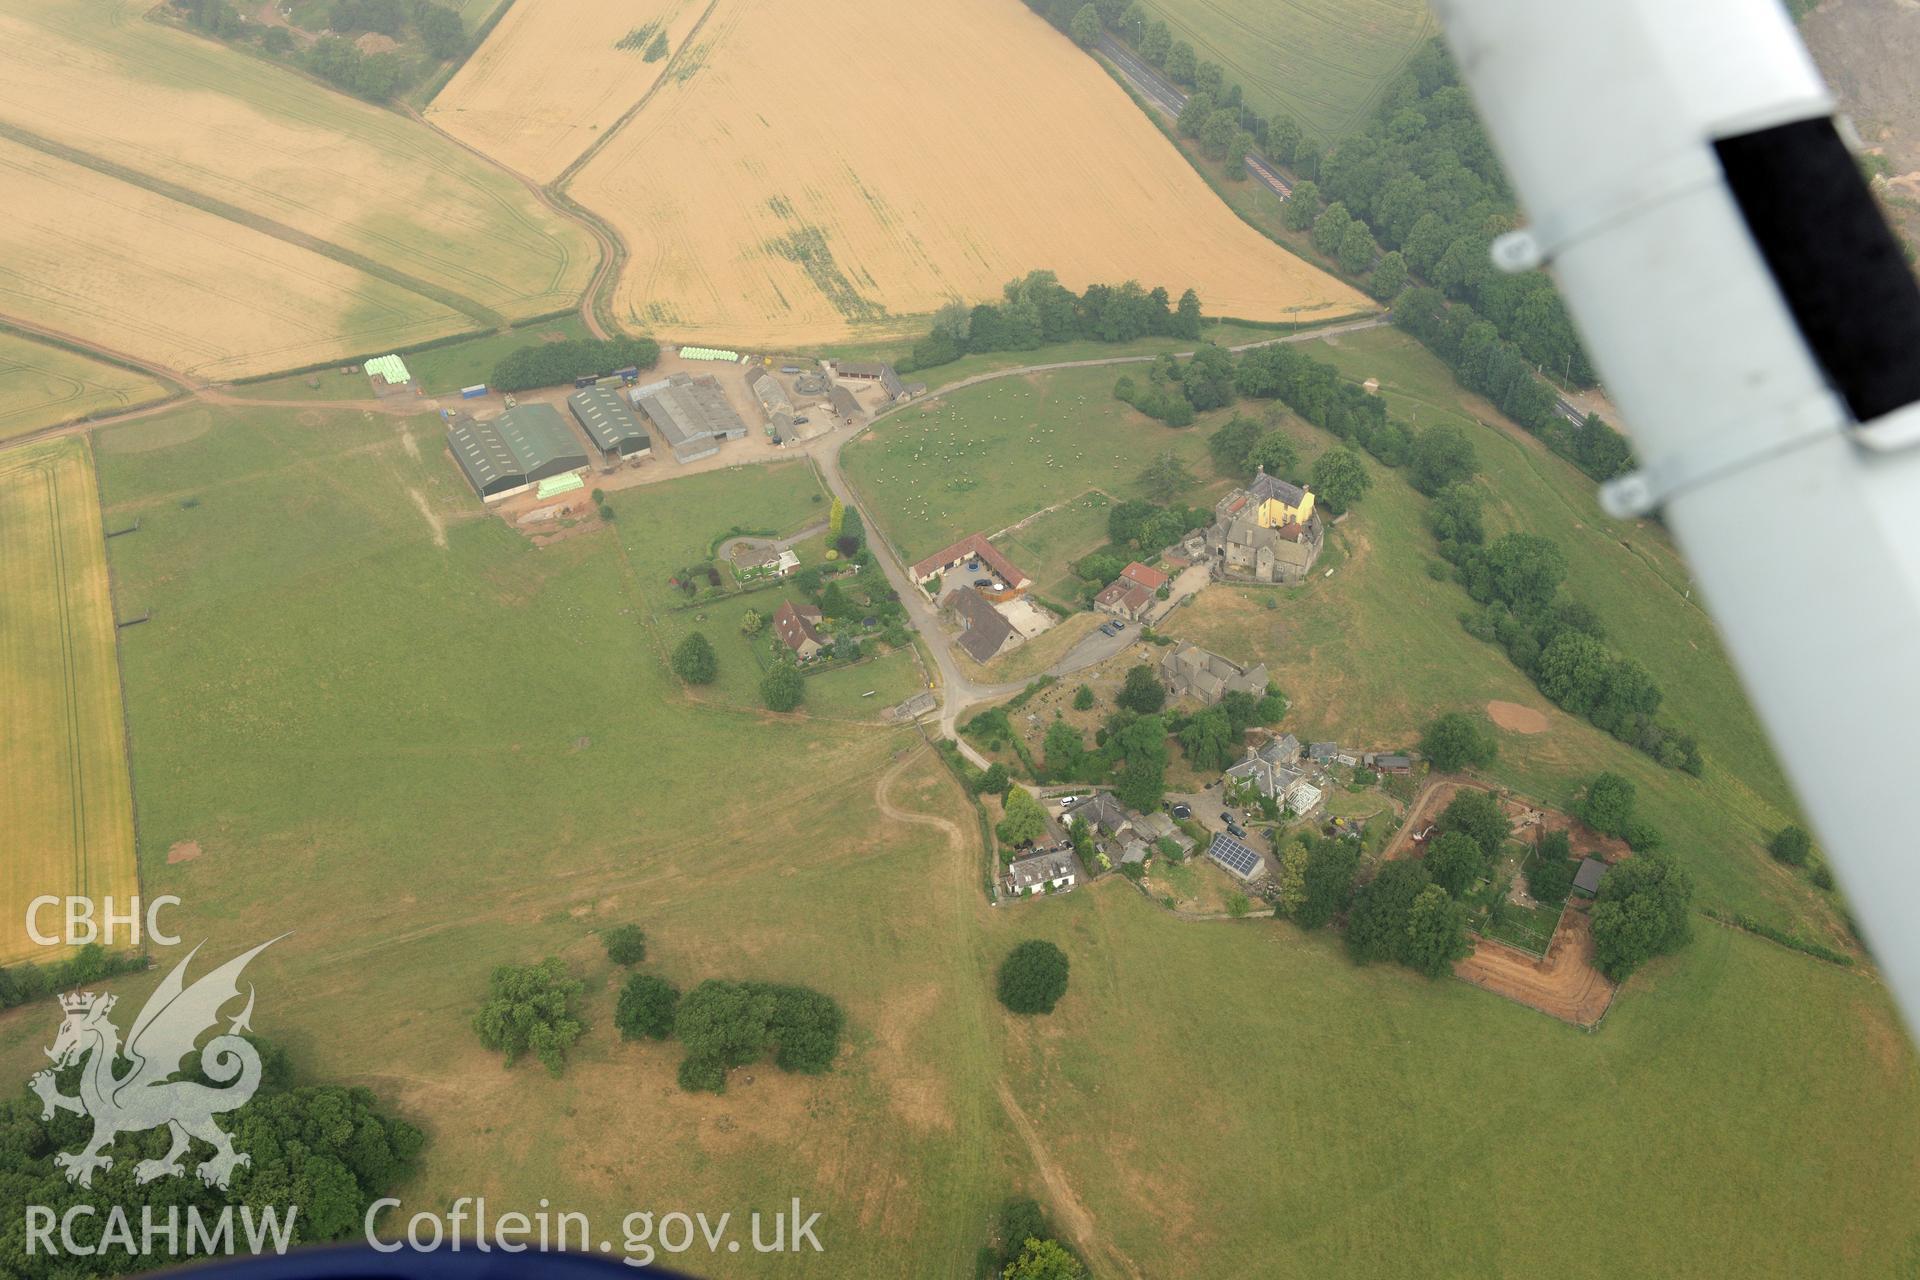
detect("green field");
top-left (991, 880), bottom-right (1920, 1277)
top-left (0, 332), bottom-right (171, 441)
top-left (1163, 326), bottom-right (1825, 937)
top-left (0, 436), bottom-right (138, 963)
top-left (0, 394), bottom-right (1909, 1273)
top-left (1135, 0), bottom-right (1437, 142)
top-left (224, 316), bottom-right (596, 402)
top-left (841, 365), bottom-right (1232, 564)
top-left (989, 491), bottom-right (1114, 602)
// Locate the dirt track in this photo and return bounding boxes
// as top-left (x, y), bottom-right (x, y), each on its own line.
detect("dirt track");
top-left (1454, 909), bottom-right (1616, 1028)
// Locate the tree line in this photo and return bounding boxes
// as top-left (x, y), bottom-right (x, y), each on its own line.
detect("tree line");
top-left (0, 944), bottom-right (147, 1012)
top-left (170, 0), bottom-right (468, 103)
top-left (490, 336), bottom-right (661, 392)
top-left (902, 270), bottom-right (1204, 373)
top-left (0, 1033), bottom-right (422, 1274)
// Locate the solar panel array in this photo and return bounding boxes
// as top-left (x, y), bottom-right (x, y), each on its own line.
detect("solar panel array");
top-left (1208, 832), bottom-right (1264, 880)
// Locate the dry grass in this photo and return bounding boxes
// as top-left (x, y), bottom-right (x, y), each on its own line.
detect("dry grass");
top-left (0, 136), bottom-right (470, 379)
top-left (0, 332), bottom-right (168, 442)
top-left (0, 437), bottom-right (137, 965)
top-left (428, 0), bottom-right (708, 182)
top-left (569, 0), bottom-right (1370, 343)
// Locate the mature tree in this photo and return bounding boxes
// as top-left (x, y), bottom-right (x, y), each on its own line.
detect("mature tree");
top-left (1069, 2), bottom-right (1101, 46)
top-left (473, 958), bottom-right (585, 1076)
top-left (1441, 788), bottom-right (1512, 858)
top-left (1423, 830), bottom-right (1487, 899)
top-left (1182, 343), bottom-right (1238, 411)
top-left (1246, 432), bottom-right (1300, 479)
top-left (1296, 836), bottom-right (1361, 929)
top-left (1138, 450), bottom-right (1198, 501)
top-left (1072, 683), bottom-right (1096, 711)
top-left (1338, 219), bottom-right (1377, 275)
top-left (1164, 38), bottom-right (1197, 85)
top-left (1309, 447), bottom-right (1372, 514)
top-left (760, 662), bottom-right (805, 712)
top-left (1769, 824), bottom-right (1812, 866)
top-left (997, 940), bottom-right (1071, 1014)
top-left (1276, 841), bottom-right (1310, 916)
top-left (1201, 109), bottom-right (1240, 160)
top-left (615, 973), bottom-right (681, 1041)
top-left (671, 632), bottom-right (718, 684)
top-left (739, 608), bottom-right (764, 636)
top-left (1119, 664), bottom-right (1167, 713)
top-left (1139, 18), bottom-right (1171, 64)
top-left (1173, 289), bottom-right (1204, 339)
top-left (1409, 425), bottom-right (1477, 494)
top-left (1420, 711), bottom-right (1497, 772)
top-left (1484, 532), bottom-right (1568, 611)
top-left (977, 762), bottom-right (1012, 796)
top-left (1591, 855), bottom-right (1694, 980)
top-left (1313, 202), bottom-right (1354, 256)
top-left (601, 924), bottom-right (647, 966)
top-left (759, 982), bottom-right (845, 1073)
top-left (1179, 707), bottom-right (1236, 771)
top-left (673, 980), bottom-right (777, 1090)
top-left (1370, 250), bottom-right (1409, 301)
top-left (1044, 719), bottom-right (1085, 774)
top-left (1580, 772), bottom-right (1637, 838)
top-left (1284, 181), bottom-right (1321, 231)
top-left (1208, 414), bottom-right (1267, 476)
top-left (1114, 715), bottom-right (1171, 811)
top-left (1004, 1237), bottom-right (1088, 1280)
top-left (1425, 482), bottom-right (1485, 548)
top-left (1527, 829), bottom-right (1576, 902)
top-left (1534, 631), bottom-right (1613, 716)
top-left (1403, 885), bottom-right (1474, 977)
top-left (1346, 861), bottom-right (1432, 964)
top-left (997, 786), bottom-right (1049, 848)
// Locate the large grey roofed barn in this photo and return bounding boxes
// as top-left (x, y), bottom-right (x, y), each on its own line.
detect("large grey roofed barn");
top-left (569, 386), bottom-right (650, 456)
top-left (634, 374), bottom-right (748, 463)
top-left (447, 405), bottom-right (588, 498)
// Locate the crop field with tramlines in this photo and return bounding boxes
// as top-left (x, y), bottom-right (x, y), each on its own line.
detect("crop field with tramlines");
top-left (567, 0), bottom-right (1368, 345)
top-left (0, 331), bottom-right (169, 442)
top-left (0, 436), bottom-right (138, 964)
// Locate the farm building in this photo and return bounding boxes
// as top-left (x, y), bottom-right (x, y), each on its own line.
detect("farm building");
top-left (1003, 849), bottom-right (1076, 898)
top-left (1208, 832), bottom-right (1267, 882)
top-left (943, 585), bottom-right (1013, 663)
top-left (1132, 811), bottom-right (1195, 856)
top-left (568, 386), bottom-right (651, 458)
top-left (837, 360), bottom-right (908, 400)
top-left (632, 374), bottom-right (749, 464)
top-left (1160, 641), bottom-right (1268, 705)
top-left (745, 366), bottom-right (795, 422)
top-left (1071, 792), bottom-right (1133, 839)
top-left (1573, 857), bottom-right (1611, 898)
top-left (1372, 754), bottom-right (1413, 775)
top-left (446, 404), bottom-right (588, 500)
top-left (772, 600), bottom-right (825, 661)
top-left (829, 385), bottom-right (861, 420)
top-left (910, 533), bottom-right (1031, 596)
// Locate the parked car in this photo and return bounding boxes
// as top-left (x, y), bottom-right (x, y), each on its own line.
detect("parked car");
top-left (1057, 795), bottom-right (1082, 808)
top-left (1226, 822), bottom-right (1248, 838)
top-left (794, 415), bottom-right (809, 425)
top-left (1219, 811), bottom-right (1234, 824)
top-left (974, 578), bottom-right (993, 588)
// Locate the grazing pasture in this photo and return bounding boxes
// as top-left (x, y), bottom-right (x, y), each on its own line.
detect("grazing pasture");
top-left (0, 332), bottom-right (169, 441)
top-left (1136, 0), bottom-right (1436, 142)
top-left (0, 437), bottom-right (137, 964)
top-left (429, 0), bottom-right (708, 181)
top-left (0, 136), bottom-right (471, 380)
top-left (569, 0), bottom-right (1368, 344)
top-left (0, 0), bottom-right (594, 327)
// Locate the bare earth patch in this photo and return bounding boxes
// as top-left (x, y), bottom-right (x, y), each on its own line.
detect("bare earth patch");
top-left (1486, 700), bottom-right (1550, 734)
top-left (1454, 908), bottom-right (1617, 1028)
top-left (166, 840), bottom-right (202, 864)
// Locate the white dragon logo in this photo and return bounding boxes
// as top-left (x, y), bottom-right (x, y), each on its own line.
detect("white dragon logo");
top-left (29, 937), bottom-right (282, 1190)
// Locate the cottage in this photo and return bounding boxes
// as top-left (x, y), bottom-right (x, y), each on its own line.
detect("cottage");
top-left (1203, 469), bottom-right (1326, 584)
top-left (1308, 742), bottom-right (1339, 765)
top-left (1226, 751), bottom-right (1301, 802)
top-left (943, 586), bottom-right (1013, 663)
top-left (1071, 793), bottom-right (1133, 839)
top-left (1572, 857), bottom-right (1610, 898)
top-left (772, 600), bottom-right (826, 661)
top-left (1004, 849), bottom-right (1077, 897)
top-left (1094, 561), bottom-right (1169, 622)
top-left (1160, 640), bottom-right (1269, 706)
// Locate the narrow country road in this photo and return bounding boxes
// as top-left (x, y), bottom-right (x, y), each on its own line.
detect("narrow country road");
top-left (1099, 34), bottom-right (1294, 203)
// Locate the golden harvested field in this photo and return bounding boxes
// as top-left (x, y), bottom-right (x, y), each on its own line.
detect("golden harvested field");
top-left (0, 333), bottom-right (169, 443)
top-left (0, 0), bottom-right (595, 324)
top-left (428, 0), bottom-right (709, 182)
top-left (568, 0), bottom-right (1371, 344)
top-left (0, 136), bottom-right (470, 381)
top-left (0, 436), bottom-right (138, 965)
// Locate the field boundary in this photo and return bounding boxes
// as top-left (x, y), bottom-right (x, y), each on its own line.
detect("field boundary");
top-left (87, 438), bottom-right (145, 897)
top-left (0, 119), bottom-right (503, 331)
top-left (551, 0), bottom-right (725, 191)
